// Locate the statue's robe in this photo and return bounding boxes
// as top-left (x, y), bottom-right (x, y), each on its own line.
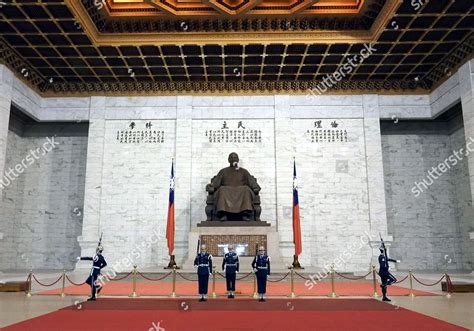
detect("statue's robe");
top-left (212, 167), bottom-right (259, 214)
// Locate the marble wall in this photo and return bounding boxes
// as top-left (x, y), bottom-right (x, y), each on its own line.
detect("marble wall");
top-left (382, 118), bottom-right (473, 271)
top-left (0, 62), bottom-right (473, 272)
top-left (0, 115), bottom-right (88, 270)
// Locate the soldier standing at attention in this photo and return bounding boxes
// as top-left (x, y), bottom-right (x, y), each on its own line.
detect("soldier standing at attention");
top-left (76, 245), bottom-right (107, 301)
top-left (252, 246), bottom-right (270, 302)
top-left (194, 243), bottom-right (213, 302)
top-left (222, 244), bottom-right (240, 298)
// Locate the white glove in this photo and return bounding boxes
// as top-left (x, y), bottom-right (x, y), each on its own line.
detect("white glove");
top-left (396, 260), bottom-right (401, 263)
top-left (253, 268), bottom-right (258, 273)
top-left (76, 257), bottom-right (81, 261)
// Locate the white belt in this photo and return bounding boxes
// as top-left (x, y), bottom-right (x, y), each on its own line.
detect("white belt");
top-left (93, 266), bottom-right (101, 269)
top-left (226, 264), bottom-right (237, 266)
top-left (257, 266), bottom-right (267, 269)
top-left (198, 264), bottom-right (209, 267)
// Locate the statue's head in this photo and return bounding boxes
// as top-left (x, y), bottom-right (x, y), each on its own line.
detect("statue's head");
top-left (228, 152), bottom-right (239, 166)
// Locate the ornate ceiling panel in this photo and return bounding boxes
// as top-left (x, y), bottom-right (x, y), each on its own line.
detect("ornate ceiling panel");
top-left (0, 0), bottom-right (472, 96)
top-left (104, 0), bottom-right (365, 17)
top-left (66, 0), bottom-right (395, 45)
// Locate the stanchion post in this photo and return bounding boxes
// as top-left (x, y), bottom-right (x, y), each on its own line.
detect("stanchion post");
top-left (212, 266), bottom-right (217, 298)
top-left (129, 265), bottom-right (139, 298)
top-left (252, 272), bottom-right (258, 299)
top-left (408, 270), bottom-right (415, 298)
top-left (328, 264), bottom-right (338, 298)
top-left (289, 267), bottom-right (296, 298)
top-left (170, 266), bottom-right (177, 298)
top-left (445, 273), bottom-right (451, 299)
top-left (372, 265), bottom-right (378, 298)
top-left (26, 269), bottom-right (32, 297)
top-left (60, 270), bottom-right (66, 297)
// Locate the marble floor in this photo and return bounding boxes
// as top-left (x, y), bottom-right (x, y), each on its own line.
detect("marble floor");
top-left (0, 271), bottom-right (473, 330)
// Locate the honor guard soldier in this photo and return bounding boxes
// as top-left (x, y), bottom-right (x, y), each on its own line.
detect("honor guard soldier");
top-left (252, 246), bottom-right (270, 302)
top-left (77, 245), bottom-right (107, 301)
top-left (222, 244), bottom-right (240, 298)
top-left (194, 243), bottom-right (213, 302)
top-left (378, 245), bottom-right (400, 302)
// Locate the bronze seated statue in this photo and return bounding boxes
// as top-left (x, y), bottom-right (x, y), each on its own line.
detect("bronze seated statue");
top-left (205, 152), bottom-right (262, 222)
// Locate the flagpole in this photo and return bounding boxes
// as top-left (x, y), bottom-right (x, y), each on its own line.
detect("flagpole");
top-left (165, 158), bottom-right (179, 269)
top-left (291, 157), bottom-right (304, 269)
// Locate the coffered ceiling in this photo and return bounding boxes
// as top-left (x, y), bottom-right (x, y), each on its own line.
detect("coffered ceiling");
top-left (0, 0), bottom-right (472, 95)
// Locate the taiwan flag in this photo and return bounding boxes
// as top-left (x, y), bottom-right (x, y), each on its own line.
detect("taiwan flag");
top-left (166, 160), bottom-right (175, 256)
top-left (292, 160), bottom-right (302, 256)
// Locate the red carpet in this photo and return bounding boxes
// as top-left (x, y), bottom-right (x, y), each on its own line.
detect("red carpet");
top-left (38, 280), bottom-right (435, 297)
top-left (4, 298), bottom-right (466, 331)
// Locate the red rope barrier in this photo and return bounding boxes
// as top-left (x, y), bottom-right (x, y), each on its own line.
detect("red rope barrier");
top-left (267, 272), bottom-right (290, 283)
top-left (176, 272), bottom-right (199, 282)
top-left (236, 272), bottom-right (253, 281)
top-left (109, 272), bottom-right (133, 281)
top-left (294, 271), bottom-right (311, 281)
top-left (335, 271), bottom-right (371, 280)
top-left (65, 275), bottom-right (86, 286)
top-left (393, 274), bottom-right (409, 284)
top-left (32, 274), bottom-right (64, 287)
top-left (137, 272), bottom-right (172, 282)
top-left (412, 274), bottom-right (445, 287)
top-left (217, 272), bottom-right (253, 280)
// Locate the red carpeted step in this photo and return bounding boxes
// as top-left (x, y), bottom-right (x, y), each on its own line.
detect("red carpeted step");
top-left (3, 299), bottom-right (467, 331)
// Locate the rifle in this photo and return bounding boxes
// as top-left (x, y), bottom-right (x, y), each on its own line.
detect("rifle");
top-left (197, 238), bottom-right (201, 255)
top-left (97, 232), bottom-right (103, 250)
top-left (379, 232), bottom-right (388, 268)
top-left (255, 243), bottom-right (259, 256)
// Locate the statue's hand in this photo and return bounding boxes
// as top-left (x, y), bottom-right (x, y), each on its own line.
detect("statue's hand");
top-left (206, 184), bottom-right (215, 194)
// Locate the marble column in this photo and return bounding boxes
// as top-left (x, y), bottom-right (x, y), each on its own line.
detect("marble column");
top-left (274, 95), bottom-right (294, 266)
top-left (0, 65), bottom-right (13, 180)
top-left (459, 60), bottom-right (474, 269)
top-left (362, 95), bottom-right (393, 263)
top-left (77, 96), bottom-right (106, 264)
top-left (174, 96), bottom-right (193, 264)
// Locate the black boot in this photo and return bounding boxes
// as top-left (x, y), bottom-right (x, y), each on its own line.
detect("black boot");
top-left (381, 285), bottom-right (391, 301)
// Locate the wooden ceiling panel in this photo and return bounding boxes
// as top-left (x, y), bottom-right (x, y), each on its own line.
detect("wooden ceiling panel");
top-left (0, 0), bottom-right (472, 95)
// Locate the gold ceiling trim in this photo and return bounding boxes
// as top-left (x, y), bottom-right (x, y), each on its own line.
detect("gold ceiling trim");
top-left (104, 0), bottom-right (364, 17)
top-left (65, 0), bottom-right (401, 45)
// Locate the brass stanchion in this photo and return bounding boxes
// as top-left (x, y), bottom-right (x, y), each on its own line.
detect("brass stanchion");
top-left (408, 270), bottom-right (415, 298)
top-left (170, 266), bottom-right (177, 298)
top-left (328, 265), bottom-right (338, 298)
top-left (252, 272), bottom-right (258, 299)
top-left (212, 266), bottom-right (217, 298)
top-left (289, 267), bottom-right (296, 298)
top-left (129, 265), bottom-right (139, 298)
top-left (372, 265), bottom-right (379, 298)
top-left (26, 269), bottom-right (32, 297)
top-left (60, 270), bottom-right (66, 297)
top-left (445, 273), bottom-right (451, 299)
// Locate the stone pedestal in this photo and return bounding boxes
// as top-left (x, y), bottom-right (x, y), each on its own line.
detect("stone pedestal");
top-left (182, 224), bottom-right (285, 272)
